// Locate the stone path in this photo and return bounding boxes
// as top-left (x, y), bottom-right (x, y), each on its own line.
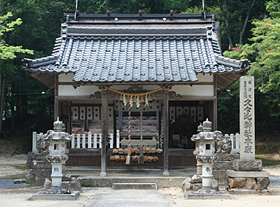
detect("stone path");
top-left (85, 189), bottom-right (173, 207)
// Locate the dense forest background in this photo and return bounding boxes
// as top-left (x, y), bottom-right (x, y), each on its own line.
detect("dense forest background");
top-left (0, 0), bottom-right (279, 152)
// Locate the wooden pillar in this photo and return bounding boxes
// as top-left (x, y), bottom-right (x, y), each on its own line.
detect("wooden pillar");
top-left (118, 111), bottom-right (123, 131)
top-left (163, 89), bottom-right (169, 176)
top-left (100, 88), bottom-right (108, 177)
top-left (213, 74), bottom-right (218, 130)
top-left (54, 74), bottom-right (58, 120)
top-left (67, 101), bottom-right (72, 134)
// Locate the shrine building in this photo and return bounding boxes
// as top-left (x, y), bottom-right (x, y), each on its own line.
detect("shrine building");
top-left (22, 11), bottom-right (249, 176)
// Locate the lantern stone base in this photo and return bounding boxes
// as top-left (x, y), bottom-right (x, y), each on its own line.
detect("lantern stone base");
top-left (32, 186), bottom-right (80, 200)
top-left (185, 187), bottom-right (230, 199)
top-left (32, 191), bottom-right (80, 200)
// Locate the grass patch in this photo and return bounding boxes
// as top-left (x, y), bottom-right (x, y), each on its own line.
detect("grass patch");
top-left (256, 142), bottom-right (280, 154)
top-left (0, 173), bottom-right (26, 179)
top-left (258, 158), bottom-right (280, 166)
top-left (10, 136), bottom-right (32, 154)
top-left (10, 164), bottom-right (26, 170)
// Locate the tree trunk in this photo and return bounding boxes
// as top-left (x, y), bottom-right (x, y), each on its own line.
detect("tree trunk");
top-left (0, 78), bottom-right (6, 132)
top-left (11, 83), bottom-right (15, 134)
top-left (217, 0), bottom-right (233, 48)
top-left (239, 0), bottom-right (255, 45)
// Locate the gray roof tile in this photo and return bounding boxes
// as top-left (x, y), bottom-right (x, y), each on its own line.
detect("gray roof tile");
top-left (23, 18), bottom-right (249, 85)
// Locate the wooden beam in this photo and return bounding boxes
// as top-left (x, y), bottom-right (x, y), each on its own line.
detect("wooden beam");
top-left (100, 88), bottom-right (108, 177)
top-left (163, 88), bottom-right (169, 176)
top-left (172, 96), bottom-right (216, 101)
top-left (56, 96), bottom-right (90, 100)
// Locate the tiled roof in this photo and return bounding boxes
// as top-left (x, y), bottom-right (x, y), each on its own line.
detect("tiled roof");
top-left (22, 13), bottom-right (249, 88)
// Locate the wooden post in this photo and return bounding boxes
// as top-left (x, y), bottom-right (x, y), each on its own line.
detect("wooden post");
top-left (213, 74), bottom-right (218, 130)
top-left (163, 88), bottom-right (169, 176)
top-left (32, 132), bottom-right (38, 153)
top-left (54, 74), bottom-right (59, 120)
top-left (100, 88), bottom-right (108, 177)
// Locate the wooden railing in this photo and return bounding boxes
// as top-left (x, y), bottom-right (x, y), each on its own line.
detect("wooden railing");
top-left (71, 131), bottom-right (118, 149)
top-left (230, 133), bottom-right (240, 153)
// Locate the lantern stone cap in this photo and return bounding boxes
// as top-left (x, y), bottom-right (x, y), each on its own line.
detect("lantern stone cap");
top-left (44, 118), bottom-right (71, 142)
top-left (197, 123), bottom-right (203, 132)
top-left (203, 118), bottom-right (212, 132)
top-left (191, 119), bottom-right (222, 142)
top-left (53, 117), bottom-right (65, 132)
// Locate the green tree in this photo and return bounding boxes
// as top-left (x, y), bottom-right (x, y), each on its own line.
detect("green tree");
top-left (222, 0), bottom-right (280, 135)
top-left (0, 12), bottom-right (33, 133)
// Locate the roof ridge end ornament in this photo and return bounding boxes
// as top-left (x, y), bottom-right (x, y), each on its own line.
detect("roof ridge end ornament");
top-left (74, 0), bottom-right (79, 20)
top-left (106, 10), bottom-right (110, 16)
top-left (138, 10), bottom-right (142, 16)
top-left (169, 9), bottom-right (173, 16)
top-left (201, 0), bottom-right (206, 19)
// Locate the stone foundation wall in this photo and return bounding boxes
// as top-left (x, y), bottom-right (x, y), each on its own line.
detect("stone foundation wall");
top-left (228, 177), bottom-right (270, 190)
top-left (26, 152), bottom-right (51, 186)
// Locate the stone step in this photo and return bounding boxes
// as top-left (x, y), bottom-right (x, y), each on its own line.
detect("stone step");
top-left (112, 183), bottom-right (157, 190)
top-left (78, 176), bottom-right (188, 188)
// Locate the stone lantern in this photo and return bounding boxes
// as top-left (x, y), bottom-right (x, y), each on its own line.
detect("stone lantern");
top-left (44, 118), bottom-right (71, 187)
top-left (191, 118), bottom-right (222, 188)
top-left (193, 123), bottom-right (203, 175)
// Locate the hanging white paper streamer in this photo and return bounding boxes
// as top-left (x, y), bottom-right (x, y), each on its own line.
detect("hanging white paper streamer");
top-left (144, 94), bottom-right (149, 107)
top-left (123, 94), bottom-right (127, 106)
top-left (129, 95), bottom-right (133, 108)
top-left (136, 96), bottom-right (140, 108)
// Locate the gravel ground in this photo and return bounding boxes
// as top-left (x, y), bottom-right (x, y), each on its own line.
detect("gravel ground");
top-left (0, 154), bottom-right (280, 207)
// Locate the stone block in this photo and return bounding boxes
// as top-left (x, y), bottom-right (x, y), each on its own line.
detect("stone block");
top-left (35, 178), bottom-right (46, 186)
top-left (212, 179), bottom-right (218, 190)
top-left (26, 152), bottom-right (36, 169)
top-left (227, 170), bottom-right (270, 178)
top-left (233, 159), bottom-right (262, 171)
top-left (35, 170), bottom-right (51, 178)
top-left (213, 170), bottom-right (229, 186)
top-left (43, 178), bottom-right (52, 190)
top-left (213, 161), bottom-right (234, 170)
top-left (32, 161), bottom-right (51, 169)
top-left (216, 154), bottom-right (235, 161)
top-left (34, 152), bottom-right (49, 160)
top-left (182, 182), bottom-right (191, 192)
top-left (245, 178), bottom-right (258, 190)
top-left (112, 183), bottom-right (157, 190)
top-left (185, 189), bottom-right (231, 199)
top-left (61, 178), bottom-right (82, 192)
top-left (181, 177), bottom-right (191, 192)
top-left (32, 191), bottom-right (80, 200)
top-left (192, 183), bottom-right (202, 191)
top-left (191, 174), bottom-right (202, 184)
top-left (231, 153), bottom-right (240, 160)
top-left (257, 177), bottom-right (270, 190)
top-left (229, 178), bottom-right (246, 188)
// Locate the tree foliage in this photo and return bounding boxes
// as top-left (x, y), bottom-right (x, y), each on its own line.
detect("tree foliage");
top-left (0, 0), bottom-right (279, 138)
top-left (224, 1), bottom-right (280, 117)
top-left (0, 12), bottom-right (33, 60)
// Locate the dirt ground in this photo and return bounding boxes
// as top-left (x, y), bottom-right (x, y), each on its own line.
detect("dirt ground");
top-left (0, 154), bottom-right (280, 207)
